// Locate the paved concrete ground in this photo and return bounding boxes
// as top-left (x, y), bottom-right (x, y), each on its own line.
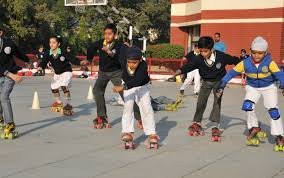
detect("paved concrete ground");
top-left (0, 77), bottom-right (284, 178)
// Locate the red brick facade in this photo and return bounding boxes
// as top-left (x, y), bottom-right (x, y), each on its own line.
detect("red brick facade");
top-left (170, 0), bottom-right (284, 62)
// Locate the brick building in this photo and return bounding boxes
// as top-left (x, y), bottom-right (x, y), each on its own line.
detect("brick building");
top-left (170, 0), bottom-right (284, 62)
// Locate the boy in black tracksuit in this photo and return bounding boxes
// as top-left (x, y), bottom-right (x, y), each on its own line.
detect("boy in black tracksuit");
top-left (174, 36), bottom-right (240, 139)
top-left (87, 24), bottom-right (141, 129)
top-left (113, 45), bottom-right (159, 149)
top-left (0, 26), bottom-right (29, 138)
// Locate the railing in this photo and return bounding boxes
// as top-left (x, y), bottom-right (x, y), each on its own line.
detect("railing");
top-left (22, 54), bottom-right (186, 76)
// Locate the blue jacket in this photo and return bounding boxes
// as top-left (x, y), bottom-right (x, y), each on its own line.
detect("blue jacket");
top-left (214, 42), bottom-right (227, 53)
top-left (221, 54), bottom-right (284, 88)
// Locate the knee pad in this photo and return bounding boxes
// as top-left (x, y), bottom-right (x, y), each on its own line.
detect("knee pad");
top-left (268, 108), bottom-right (280, 120)
top-left (61, 86), bottom-right (69, 93)
top-left (242, 100), bottom-right (255, 111)
top-left (51, 89), bottom-right (59, 94)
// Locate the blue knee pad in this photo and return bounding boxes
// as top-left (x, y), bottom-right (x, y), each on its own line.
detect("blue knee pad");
top-left (268, 108), bottom-right (280, 120)
top-left (242, 100), bottom-right (255, 111)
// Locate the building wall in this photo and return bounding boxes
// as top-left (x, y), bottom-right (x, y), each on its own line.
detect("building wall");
top-left (170, 0), bottom-right (284, 61)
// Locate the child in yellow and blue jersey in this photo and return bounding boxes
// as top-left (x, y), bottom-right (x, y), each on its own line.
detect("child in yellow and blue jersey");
top-left (217, 36), bottom-right (284, 151)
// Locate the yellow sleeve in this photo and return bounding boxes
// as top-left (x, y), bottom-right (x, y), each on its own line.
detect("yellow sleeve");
top-left (269, 61), bottom-right (280, 73)
top-left (233, 61), bottom-right (245, 73)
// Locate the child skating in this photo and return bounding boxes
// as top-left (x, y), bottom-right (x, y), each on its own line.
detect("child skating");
top-left (217, 36), bottom-right (284, 151)
top-left (38, 35), bottom-right (88, 116)
top-left (0, 26), bottom-right (29, 139)
top-left (87, 24), bottom-right (141, 129)
top-left (172, 36), bottom-right (239, 142)
top-left (113, 45), bottom-right (159, 149)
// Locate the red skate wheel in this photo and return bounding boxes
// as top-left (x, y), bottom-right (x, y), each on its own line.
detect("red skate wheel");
top-left (146, 144), bottom-right (151, 149)
top-left (189, 131), bottom-right (194, 136)
top-left (193, 132), bottom-right (199, 136)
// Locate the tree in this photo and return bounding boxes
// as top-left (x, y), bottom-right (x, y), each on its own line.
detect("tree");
top-left (0, 0), bottom-right (171, 53)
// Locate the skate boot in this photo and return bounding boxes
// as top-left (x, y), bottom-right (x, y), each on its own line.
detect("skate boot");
top-left (93, 117), bottom-right (111, 129)
top-left (211, 127), bottom-right (221, 142)
top-left (165, 104), bottom-right (177, 111)
top-left (254, 127), bottom-right (267, 139)
top-left (165, 99), bottom-right (184, 111)
top-left (146, 134), bottom-right (159, 149)
top-left (246, 127), bottom-right (261, 146)
top-left (0, 116), bottom-right (4, 132)
top-left (122, 133), bottom-right (135, 150)
top-left (61, 104), bottom-right (74, 116)
top-left (188, 122), bottom-right (204, 136)
top-left (274, 135), bottom-right (284, 152)
top-left (0, 123), bottom-right (18, 139)
top-left (136, 120), bottom-right (143, 130)
top-left (51, 102), bottom-right (63, 112)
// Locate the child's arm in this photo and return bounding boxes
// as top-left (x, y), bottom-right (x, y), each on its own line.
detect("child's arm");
top-left (269, 61), bottom-right (284, 91)
top-left (224, 53), bottom-right (240, 65)
top-left (66, 53), bottom-right (88, 66)
top-left (173, 58), bottom-right (198, 77)
top-left (1, 69), bottom-right (23, 83)
top-left (87, 41), bottom-right (100, 63)
top-left (216, 61), bottom-right (245, 97)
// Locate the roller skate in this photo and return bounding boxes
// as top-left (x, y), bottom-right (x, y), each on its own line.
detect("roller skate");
top-left (146, 134), bottom-right (159, 149)
top-left (246, 127), bottom-right (262, 146)
top-left (0, 116), bottom-right (4, 132)
top-left (51, 102), bottom-right (63, 112)
top-left (188, 122), bottom-right (204, 136)
top-left (165, 99), bottom-right (184, 111)
top-left (274, 135), bottom-right (284, 152)
top-left (0, 123), bottom-right (18, 139)
top-left (136, 120), bottom-right (143, 130)
top-left (211, 127), bottom-right (221, 142)
top-left (93, 117), bottom-right (111, 129)
top-left (122, 133), bottom-right (135, 150)
top-left (61, 104), bottom-right (74, 116)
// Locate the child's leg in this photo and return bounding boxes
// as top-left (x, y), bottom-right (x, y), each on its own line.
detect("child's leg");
top-left (61, 86), bottom-right (71, 104)
top-left (193, 69), bottom-right (201, 94)
top-left (180, 72), bottom-right (194, 91)
top-left (209, 81), bottom-right (223, 125)
top-left (244, 85), bottom-right (261, 129)
top-left (93, 72), bottom-right (110, 118)
top-left (262, 85), bottom-right (284, 136)
top-left (122, 88), bottom-right (136, 134)
top-left (136, 85), bottom-right (156, 135)
top-left (51, 88), bottom-right (62, 103)
top-left (0, 77), bottom-right (15, 124)
top-left (193, 81), bottom-right (212, 123)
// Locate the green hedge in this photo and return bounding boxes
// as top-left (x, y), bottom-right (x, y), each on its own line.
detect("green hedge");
top-left (146, 44), bottom-right (184, 59)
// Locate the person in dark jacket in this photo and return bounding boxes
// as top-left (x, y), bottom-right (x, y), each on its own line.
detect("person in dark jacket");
top-left (38, 35), bottom-right (88, 116)
top-left (0, 25), bottom-right (29, 139)
top-left (173, 36), bottom-right (240, 140)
